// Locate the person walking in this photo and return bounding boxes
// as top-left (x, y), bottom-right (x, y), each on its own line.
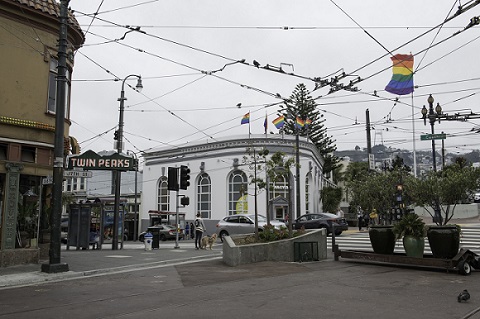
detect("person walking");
top-left (194, 213), bottom-right (206, 250)
top-left (357, 207), bottom-right (364, 231)
top-left (190, 222), bottom-right (195, 239)
top-left (185, 223), bottom-right (190, 240)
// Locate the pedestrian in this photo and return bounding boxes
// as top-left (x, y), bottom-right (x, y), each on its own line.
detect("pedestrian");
top-left (369, 209), bottom-right (378, 227)
top-left (357, 207), bottom-right (363, 231)
top-left (336, 208), bottom-right (344, 218)
top-left (363, 211), bottom-right (370, 229)
top-left (185, 223), bottom-right (190, 240)
top-left (194, 213), bottom-right (206, 250)
top-left (190, 222), bottom-right (195, 239)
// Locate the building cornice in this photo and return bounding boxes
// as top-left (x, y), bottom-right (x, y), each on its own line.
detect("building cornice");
top-left (144, 134), bottom-right (324, 168)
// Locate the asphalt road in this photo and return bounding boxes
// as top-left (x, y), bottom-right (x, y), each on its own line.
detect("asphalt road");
top-left (1, 253), bottom-right (480, 319)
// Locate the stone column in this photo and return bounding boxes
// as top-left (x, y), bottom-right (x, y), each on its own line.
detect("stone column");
top-left (1, 163), bottom-right (23, 250)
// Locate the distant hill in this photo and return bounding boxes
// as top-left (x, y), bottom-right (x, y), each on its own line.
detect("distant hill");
top-left (335, 145), bottom-right (480, 168)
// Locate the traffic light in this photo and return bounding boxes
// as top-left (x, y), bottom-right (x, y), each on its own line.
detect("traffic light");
top-left (167, 167), bottom-right (179, 191)
top-left (179, 165), bottom-right (190, 190)
top-left (114, 130), bottom-right (119, 140)
top-left (180, 196), bottom-right (190, 206)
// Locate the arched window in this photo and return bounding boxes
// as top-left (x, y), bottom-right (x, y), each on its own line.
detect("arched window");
top-left (197, 173), bottom-right (211, 219)
top-left (157, 176), bottom-right (169, 211)
top-left (228, 170), bottom-right (248, 215)
top-left (269, 174), bottom-right (288, 201)
top-left (305, 173), bottom-right (312, 214)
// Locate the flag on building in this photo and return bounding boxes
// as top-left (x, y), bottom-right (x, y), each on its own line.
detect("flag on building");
top-left (385, 54), bottom-right (414, 95)
top-left (295, 117), bottom-right (305, 129)
top-left (272, 115), bottom-right (285, 129)
top-left (263, 114), bottom-right (268, 134)
top-left (241, 112), bottom-right (250, 125)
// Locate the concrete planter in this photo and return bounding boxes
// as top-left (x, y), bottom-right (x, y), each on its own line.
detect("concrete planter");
top-left (222, 229), bottom-right (327, 266)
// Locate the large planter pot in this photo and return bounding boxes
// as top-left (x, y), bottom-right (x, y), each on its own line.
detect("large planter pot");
top-left (369, 226), bottom-right (395, 254)
top-left (427, 226), bottom-right (460, 259)
top-left (403, 235), bottom-right (425, 258)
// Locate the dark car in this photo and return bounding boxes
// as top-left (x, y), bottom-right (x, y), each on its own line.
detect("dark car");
top-left (293, 213), bottom-right (348, 235)
top-left (139, 225), bottom-right (178, 242)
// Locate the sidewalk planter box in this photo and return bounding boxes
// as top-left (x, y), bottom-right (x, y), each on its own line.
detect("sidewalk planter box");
top-left (222, 229), bottom-right (327, 266)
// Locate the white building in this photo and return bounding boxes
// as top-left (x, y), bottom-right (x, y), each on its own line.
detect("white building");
top-left (141, 134), bottom-right (326, 231)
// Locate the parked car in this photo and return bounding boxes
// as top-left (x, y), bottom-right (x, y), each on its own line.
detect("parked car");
top-left (139, 225), bottom-right (178, 242)
top-left (474, 192), bottom-right (480, 203)
top-left (216, 214), bottom-right (286, 241)
top-left (293, 213), bottom-right (348, 235)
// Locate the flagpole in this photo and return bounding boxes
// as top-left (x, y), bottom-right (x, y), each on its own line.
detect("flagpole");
top-left (411, 93), bottom-right (417, 177)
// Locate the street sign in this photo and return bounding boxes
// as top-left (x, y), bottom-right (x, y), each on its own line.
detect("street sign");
top-left (68, 150), bottom-right (136, 171)
top-left (64, 170), bottom-right (93, 178)
top-left (42, 175), bottom-right (53, 185)
top-left (420, 133), bottom-right (446, 141)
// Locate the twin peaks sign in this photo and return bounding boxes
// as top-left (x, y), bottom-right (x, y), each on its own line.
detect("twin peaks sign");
top-left (68, 150), bottom-right (137, 171)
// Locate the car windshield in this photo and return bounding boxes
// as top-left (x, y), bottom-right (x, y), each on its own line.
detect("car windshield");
top-left (323, 213), bottom-right (338, 218)
top-left (256, 215), bottom-right (267, 222)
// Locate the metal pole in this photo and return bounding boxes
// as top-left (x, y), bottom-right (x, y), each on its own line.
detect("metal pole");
top-left (428, 99), bottom-right (437, 172)
top-left (112, 84), bottom-right (125, 250)
top-left (174, 190), bottom-right (180, 249)
top-left (113, 75), bottom-right (141, 250)
top-left (41, 0), bottom-right (69, 273)
top-left (411, 94), bottom-right (417, 177)
top-left (295, 130), bottom-right (301, 220)
top-left (427, 95), bottom-right (442, 224)
top-left (134, 158), bottom-right (138, 241)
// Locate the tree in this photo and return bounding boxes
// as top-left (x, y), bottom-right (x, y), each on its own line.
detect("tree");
top-left (344, 162), bottom-right (412, 223)
top-left (264, 152), bottom-right (295, 237)
top-left (243, 146), bottom-right (270, 239)
top-left (320, 186), bottom-right (342, 214)
top-left (409, 164), bottom-right (480, 225)
top-left (280, 83), bottom-right (339, 174)
top-left (243, 149), bottom-right (295, 238)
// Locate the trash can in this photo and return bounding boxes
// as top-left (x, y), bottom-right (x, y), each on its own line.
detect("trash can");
top-left (148, 227), bottom-right (160, 249)
top-left (144, 232), bottom-right (153, 251)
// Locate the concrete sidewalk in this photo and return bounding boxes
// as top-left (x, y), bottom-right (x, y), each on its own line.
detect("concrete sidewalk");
top-left (0, 240), bottom-right (222, 289)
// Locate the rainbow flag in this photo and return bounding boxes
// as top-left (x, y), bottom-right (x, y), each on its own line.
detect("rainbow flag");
top-left (241, 112), bottom-right (250, 125)
top-left (295, 117), bottom-right (305, 129)
top-left (385, 54), bottom-right (414, 95)
top-left (305, 118), bottom-right (312, 126)
top-left (272, 115), bottom-right (285, 129)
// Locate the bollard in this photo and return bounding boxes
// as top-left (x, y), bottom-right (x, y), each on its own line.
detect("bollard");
top-left (144, 232), bottom-right (153, 251)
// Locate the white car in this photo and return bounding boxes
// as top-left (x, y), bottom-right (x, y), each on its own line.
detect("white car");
top-left (216, 214), bottom-right (286, 241)
top-left (474, 192), bottom-right (480, 203)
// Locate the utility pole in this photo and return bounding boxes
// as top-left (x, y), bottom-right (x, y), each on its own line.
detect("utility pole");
top-left (42, 0), bottom-right (69, 273)
top-left (366, 109), bottom-right (373, 170)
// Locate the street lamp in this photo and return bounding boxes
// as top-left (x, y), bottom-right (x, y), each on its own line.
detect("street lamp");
top-left (421, 94), bottom-right (442, 172)
top-left (127, 150), bottom-right (139, 241)
top-left (421, 94), bottom-right (443, 224)
top-left (112, 75), bottom-right (143, 250)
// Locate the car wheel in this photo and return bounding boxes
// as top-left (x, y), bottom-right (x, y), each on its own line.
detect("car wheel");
top-left (458, 260), bottom-right (472, 276)
top-left (160, 234), bottom-right (166, 241)
top-left (219, 230), bottom-right (229, 242)
top-left (334, 230), bottom-right (343, 236)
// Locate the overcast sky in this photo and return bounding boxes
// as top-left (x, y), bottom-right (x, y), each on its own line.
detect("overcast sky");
top-left (68, 1), bottom-right (480, 160)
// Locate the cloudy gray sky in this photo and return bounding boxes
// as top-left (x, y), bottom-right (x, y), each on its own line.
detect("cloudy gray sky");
top-left (68, 1), bottom-right (480, 159)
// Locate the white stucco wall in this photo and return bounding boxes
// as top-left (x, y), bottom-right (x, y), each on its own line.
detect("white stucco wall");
top-left (140, 134), bottom-right (325, 231)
